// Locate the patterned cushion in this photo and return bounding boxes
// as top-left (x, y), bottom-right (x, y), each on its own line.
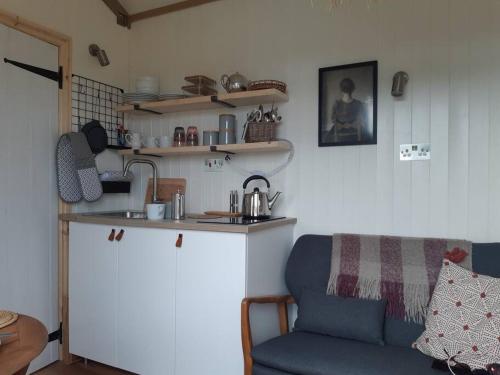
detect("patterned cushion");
top-left (414, 260), bottom-right (500, 370)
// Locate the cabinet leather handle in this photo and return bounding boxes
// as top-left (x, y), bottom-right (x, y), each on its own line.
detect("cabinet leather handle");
top-left (108, 229), bottom-right (116, 242)
top-left (176, 234), bottom-right (183, 248)
top-left (115, 229), bottom-right (125, 242)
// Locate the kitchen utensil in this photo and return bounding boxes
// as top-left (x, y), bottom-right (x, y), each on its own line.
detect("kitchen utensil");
top-left (220, 72), bottom-right (248, 93)
top-left (219, 114), bottom-right (236, 144)
top-left (203, 130), bottom-right (219, 146)
top-left (81, 119), bottom-right (108, 154)
top-left (230, 190), bottom-right (239, 213)
top-left (173, 127), bottom-right (186, 147)
top-left (171, 189), bottom-right (185, 220)
top-left (159, 135), bottom-right (171, 148)
top-left (145, 136), bottom-right (159, 148)
top-left (248, 80), bottom-right (287, 93)
top-left (186, 126), bottom-right (199, 146)
top-left (241, 175), bottom-right (281, 218)
top-left (125, 132), bottom-right (142, 150)
top-left (182, 85), bottom-right (217, 96)
top-left (204, 211), bottom-right (242, 217)
top-left (146, 203), bottom-right (166, 221)
top-left (144, 178), bottom-right (186, 205)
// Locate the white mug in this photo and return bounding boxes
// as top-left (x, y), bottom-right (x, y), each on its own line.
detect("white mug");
top-left (146, 203), bottom-right (166, 221)
top-left (145, 136), bottom-right (159, 148)
top-left (125, 133), bottom-right (142, 150)
top-left (159, 135), bottom-right (171, 148)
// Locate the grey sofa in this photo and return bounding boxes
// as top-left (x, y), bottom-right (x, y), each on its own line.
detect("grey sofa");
top-left (242, 235), bottom-right (500, 375)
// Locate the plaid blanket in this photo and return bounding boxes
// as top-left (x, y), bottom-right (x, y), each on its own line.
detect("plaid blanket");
top-left (326, 234), bottom-right (472, 324)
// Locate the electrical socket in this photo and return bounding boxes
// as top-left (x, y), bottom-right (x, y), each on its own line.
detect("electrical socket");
top-left (400, 143), bottom-right (431, 161)
top-left (204, 158), bottom-right (224, 172)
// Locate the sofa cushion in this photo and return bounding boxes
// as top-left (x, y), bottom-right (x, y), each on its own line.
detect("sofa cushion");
top-left (414, 260), bottom-right (500, 370)
top-left (295, 289), bottom-right (387, 345)
top-left (252, 331), bottom-right (443, 375)
top-left (253, 364), bottom-right (294, 375)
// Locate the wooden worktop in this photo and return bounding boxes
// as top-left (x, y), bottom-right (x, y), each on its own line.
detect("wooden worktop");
top-left (59, 213), bottom-right (296, 234)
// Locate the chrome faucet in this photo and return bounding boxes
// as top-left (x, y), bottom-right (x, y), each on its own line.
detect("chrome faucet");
top-left (124, 159), bottom-right (159, 202)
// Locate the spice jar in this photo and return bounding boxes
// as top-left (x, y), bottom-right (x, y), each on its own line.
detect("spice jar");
top-left (186, 126), bottom-right (199, 146)
top-left (173, 127), bottom-right (186, 147)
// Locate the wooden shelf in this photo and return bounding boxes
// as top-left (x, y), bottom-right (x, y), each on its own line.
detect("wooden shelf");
top-left (118, 141), bottom-right (291, 157)
top-left (116, 89), bottom-right (288, 115)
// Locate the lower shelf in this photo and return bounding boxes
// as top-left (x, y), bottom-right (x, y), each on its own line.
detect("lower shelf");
top-left (118, 141), bottom-right (291, 157)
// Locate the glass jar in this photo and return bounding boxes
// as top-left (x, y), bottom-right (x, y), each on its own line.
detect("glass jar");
top-left (173, 127), bottom-right (186, 147)
top-left (186, 126), bottom-right (199, 146)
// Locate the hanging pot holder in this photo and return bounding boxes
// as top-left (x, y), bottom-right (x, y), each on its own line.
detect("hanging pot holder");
top-left (56, 134), bottom-right (83, 203)
top-left (68, 133), bottom-right (103, 202)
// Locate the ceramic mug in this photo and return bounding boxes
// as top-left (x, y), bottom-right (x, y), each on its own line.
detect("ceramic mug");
top-left (144, 136), bottom-right (159, 148)
top-left (146, 203), bottom-right (166, 221)
top-left (125, 133), bottom-right (142, 150)
top-left (159, 135), bottom-right (171, 148)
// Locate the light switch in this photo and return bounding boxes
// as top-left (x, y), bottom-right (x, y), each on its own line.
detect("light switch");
top-left (400, 143), bottom-right (431, 161)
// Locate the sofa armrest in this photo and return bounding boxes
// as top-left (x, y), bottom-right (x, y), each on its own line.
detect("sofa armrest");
top-left (241, 295), bottom-right (295, 375)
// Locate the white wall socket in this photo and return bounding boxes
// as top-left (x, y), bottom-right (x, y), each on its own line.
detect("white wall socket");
top-left (204, 158), bottom-right (224, 172)
top-left (400, 143), bottom-right (431, 161)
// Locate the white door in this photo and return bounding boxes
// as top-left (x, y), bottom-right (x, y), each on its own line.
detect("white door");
top-left (116, 227), bottom-right (177, 375)
top-left (69, 223), bottom-right (119, 367)
top-left (175, 231), bottom-right (247, 375)
top-left (0, 24), bottom-right (59, 371)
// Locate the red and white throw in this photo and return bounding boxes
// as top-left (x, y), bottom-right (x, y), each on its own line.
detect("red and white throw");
top-left (326, 234), bottom-right (472, 323)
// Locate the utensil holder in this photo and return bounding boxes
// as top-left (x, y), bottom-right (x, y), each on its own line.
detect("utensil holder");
top-left (245, 122), bottom-right (279, 143)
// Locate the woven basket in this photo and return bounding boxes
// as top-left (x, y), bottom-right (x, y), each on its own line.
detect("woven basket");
top-left (245, 122), bottom-right (279, 143)
top-left (248, 80), bottom-right (287, 93)
top-left (0, 310), bottom-right (18, 329)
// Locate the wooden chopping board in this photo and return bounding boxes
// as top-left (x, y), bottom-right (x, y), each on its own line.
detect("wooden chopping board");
top-left (144, 178), bottom-right (186, 205)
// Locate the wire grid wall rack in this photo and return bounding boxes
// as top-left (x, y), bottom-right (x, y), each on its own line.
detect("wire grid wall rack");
top-left (71, 74), bottom-right (125, 148)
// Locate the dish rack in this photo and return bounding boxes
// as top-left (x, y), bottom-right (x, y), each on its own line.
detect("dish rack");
top-left (71, 74), bottom-right (126, 149)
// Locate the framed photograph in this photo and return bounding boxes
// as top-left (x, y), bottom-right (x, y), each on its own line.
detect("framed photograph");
top-left (318, 61), bottom-right (378, 147)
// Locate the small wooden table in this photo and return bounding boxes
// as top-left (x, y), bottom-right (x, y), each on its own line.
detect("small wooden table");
top-left (0, 315), bottom-right (48, 375)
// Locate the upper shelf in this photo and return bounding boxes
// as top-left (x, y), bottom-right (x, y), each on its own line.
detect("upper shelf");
top-left (118, 141), bottom-right (291, 157)
top-left (116, 89), bottom-right (288, 115)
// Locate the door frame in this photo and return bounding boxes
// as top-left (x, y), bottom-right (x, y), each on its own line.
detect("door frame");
top-left (0, 8), bottom-right (72, 362)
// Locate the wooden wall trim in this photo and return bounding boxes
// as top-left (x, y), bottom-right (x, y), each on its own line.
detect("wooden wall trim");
top-left (0, 7), bottom-right (73, 364)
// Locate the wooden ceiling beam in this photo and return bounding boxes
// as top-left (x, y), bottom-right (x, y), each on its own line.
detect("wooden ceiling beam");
top-left (102, 0), bottom-right (130, 28)
top-left (128, 0), bottom-right (221, 24)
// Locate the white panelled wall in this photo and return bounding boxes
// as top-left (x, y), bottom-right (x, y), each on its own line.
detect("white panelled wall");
top-left (123, 0), bottom-right (500, 243)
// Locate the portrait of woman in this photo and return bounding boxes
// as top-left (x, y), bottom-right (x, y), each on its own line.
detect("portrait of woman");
top-left (318, 61), bottom-right (377, 146)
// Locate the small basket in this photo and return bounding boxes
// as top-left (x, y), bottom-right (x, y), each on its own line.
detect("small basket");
top-left (245, 122), bottom-right (279, 143)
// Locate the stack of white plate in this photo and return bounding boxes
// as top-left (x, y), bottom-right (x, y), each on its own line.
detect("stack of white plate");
top-left (136, 76), bottom-right (160, 95)
top-left (158, 93), bottom-right (188, 100)
top-left (122, 92), bottom-right (159, 104)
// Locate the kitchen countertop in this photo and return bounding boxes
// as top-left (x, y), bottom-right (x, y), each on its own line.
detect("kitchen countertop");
top-left (59, 212), bottom-right (297, 234)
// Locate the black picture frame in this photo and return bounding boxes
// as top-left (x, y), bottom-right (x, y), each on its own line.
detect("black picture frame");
top-left (318, 61), bottom-right (378, 147)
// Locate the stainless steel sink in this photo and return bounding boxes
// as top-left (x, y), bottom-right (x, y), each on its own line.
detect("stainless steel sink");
top-left (83, 211), bottom-right (147, 219)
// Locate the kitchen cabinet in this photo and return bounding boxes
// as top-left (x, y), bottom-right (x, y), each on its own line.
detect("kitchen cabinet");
top-left (68, 221), bottom-right (294, 375)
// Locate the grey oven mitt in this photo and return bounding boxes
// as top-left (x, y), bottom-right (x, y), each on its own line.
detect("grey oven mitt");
top-left (68, 132), bottom-right (103, 202)
top-left (56, 134), bottom-right (83, 203)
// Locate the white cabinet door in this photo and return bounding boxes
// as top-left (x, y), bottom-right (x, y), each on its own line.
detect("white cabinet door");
top-left (175, 230), bottom-right (247, 375)
top-left (116, 227), bottom-right (177, 375)
top-left (69, 223), bottom-right (118, 367)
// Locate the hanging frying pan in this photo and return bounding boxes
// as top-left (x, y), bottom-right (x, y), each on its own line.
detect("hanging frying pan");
top-left (81, 91), bottom-right (108, 154)
top-left (81, 119), bottom-right (108, 154)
